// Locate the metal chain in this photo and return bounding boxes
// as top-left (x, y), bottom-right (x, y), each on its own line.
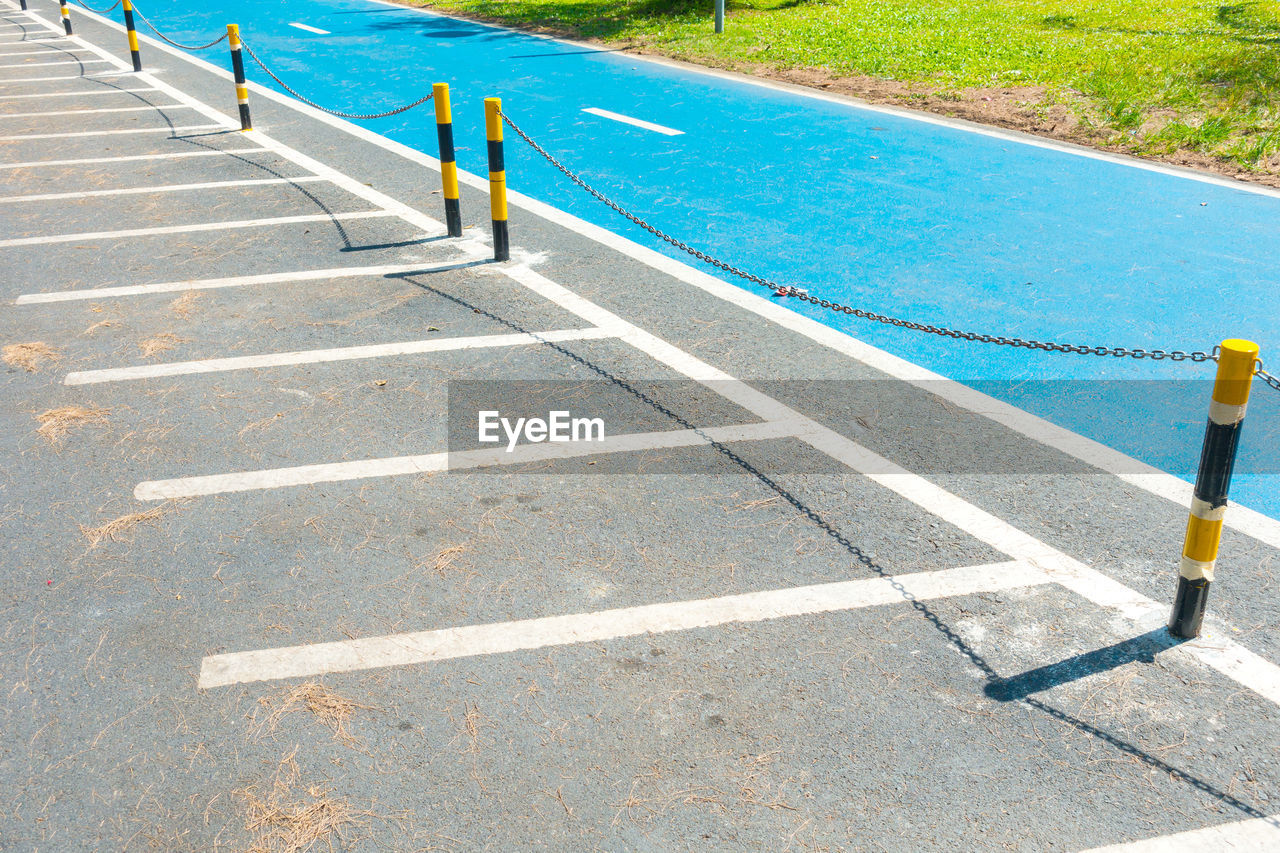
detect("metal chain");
top-left (496, 110), bottom-right (1258, 373)
top-left (130, 5), bottom-right (227, 50)
top-left (72, 0), bottom-right (122, 14)
top-left (239, 39), bottom-right (432, 120)
top-left (1257, 363), bottom-right (1280, 394)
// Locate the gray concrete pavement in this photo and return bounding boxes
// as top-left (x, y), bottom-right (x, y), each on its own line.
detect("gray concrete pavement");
top-left (2, 2), bottom-right (1279, 851)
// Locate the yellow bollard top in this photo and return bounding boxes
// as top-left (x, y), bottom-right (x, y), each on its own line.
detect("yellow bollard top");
top-left (484, 98), bottom-right (503, 142)
top-left (1213, 338), bottom-right (1260, 406)
top-left (433, 83), bottom-right (451, 123)
top-left (226, 23), bottom-right (240, 48)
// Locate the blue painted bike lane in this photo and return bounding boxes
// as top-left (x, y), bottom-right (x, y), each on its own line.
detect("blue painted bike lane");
top-left (130, 0), bottom-right (1280, 517)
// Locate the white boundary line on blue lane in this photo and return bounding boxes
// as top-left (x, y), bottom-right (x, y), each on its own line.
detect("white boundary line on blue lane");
top-left (15, 0), bottom-right (1280, 714)
top-left (582, 106), bottom-right (683, 136)
top-left (56, 0), bottom-right (1280, 551)
top-left (288, 22), bottom-right (330, 35)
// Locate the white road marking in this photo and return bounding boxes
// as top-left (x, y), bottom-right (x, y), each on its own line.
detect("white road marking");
top-left (582, 106), bottom-right (683, 136)
top-left (134, 420), bottom-right (802, 500)
top-left (197, 561), bottom-right (1047, 687)
top-left (0, 103), bottom-right (187, 117)
top-left (0, 147), bottom-right (266, 170)
top-left (65, 327), bottom-right (617, 385)
top-left (0, 210), bottom-right (395, 248)
top-left (36, 6), bottom-right (1280, 709)
top-left (1083, 814), bottom-right (1280, 851)
top-left (0, 174), bottom-right (327, 203)
top-left (0, 73), bottom-right (113, 82)
top-left (0, 57), bottom-right (110, 68)
top-left (0, 86), bottom-right (158, 100)
top-left (288, 22), bottom-right (330, 35)
top-left (15, 261), bottom-right (461, 303)
top-left (0, 48), bottom-right (68, 56)
top-left (0, 123), bottom-right (224, 139)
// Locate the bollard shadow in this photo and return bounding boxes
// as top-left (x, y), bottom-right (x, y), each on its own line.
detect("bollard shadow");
top-left (340, 234), bottom-right (452, 252)
top-left (381, 258), bottom-right (492, 279)
top-left (985, 628), bottom-right (1186, 702)
top-left (359, 16), bottom-right (519, 43)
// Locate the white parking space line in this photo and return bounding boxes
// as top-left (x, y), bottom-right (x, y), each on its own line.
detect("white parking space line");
top-left (582, 106), bottom-right (683, 136)
top-left (0, 175), bottom-right (327, 204)
top-left (0, 103), bottom-right (187, 117)
top-left (0, 57), bottom-right (110, 68)
top-left (65, 327), bottom-right (618, 385)
top-left (197, 561), bottom-right (1048, 687)
top-left (0, 123), bottom-right (225, 140)
top-left (134, 420), bottom-right (803, 500)
top-left (0, 147), bottom-right (266, 170)
top-left (0, 210), bottom-right (396, 248)
top-left (1084, 813), bottom-right (1280, 851)
top-left (15, 261), bottom-right (463, 303)
top-left (0, 71), bottom-right (145, 82)
top-left (0, 86), bottom-right (159, 100)
top-left (0, 48), bottom-right (67, 56)
top-left (288, 22), bottom-right (331, 35)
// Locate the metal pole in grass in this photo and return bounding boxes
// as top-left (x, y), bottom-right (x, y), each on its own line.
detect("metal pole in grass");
top-left (484, 97), bottom-right (509, 262)
top-left (121, 0), bottom-right (142, 72)
top-left (715, 0), bottom-right (724, 34)
top-left (1169, 338), bottom-right (1260, 638)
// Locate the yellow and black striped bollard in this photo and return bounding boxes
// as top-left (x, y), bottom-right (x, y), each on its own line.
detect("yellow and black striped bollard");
top-left (433, 83), bottom-right (463, 238)
top-left (484, 97), bottom-right (509, 262)
top-left (59, 0), bottom-right (72, 35)
top-left (1169, 338), bottom-right (1260, 638)
top-left (226, 25), bottom-right (251, 132)
top-left (19, 0), bottom-right (27, 13)
top-left (121, 0), bottom-right (142, 72)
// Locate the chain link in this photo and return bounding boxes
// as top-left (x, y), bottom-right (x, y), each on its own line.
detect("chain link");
top-left (72, 0), bottom-right (122, 14)
top-left (1257, 363), bottom-right (1280, 394)
top-left (130, 5), bottom-right (227, 50)
top-left (239, 39), bottom-right (432, 120)
top-left (499, 110), bottom-right (1230, 370)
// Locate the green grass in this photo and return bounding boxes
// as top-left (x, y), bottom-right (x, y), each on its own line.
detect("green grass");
top-left (407, 0), bottom-right (1280, 171)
